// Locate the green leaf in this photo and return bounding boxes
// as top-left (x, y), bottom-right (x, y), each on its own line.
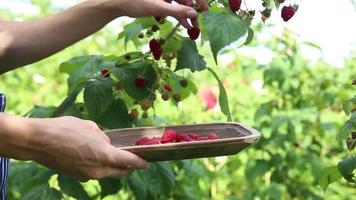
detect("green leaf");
top-left (84, 78), bottom-right (114, 118)
top-left (22, 184), bottom-right (62, 200)
top-left (58, 174), bottom-right (91, 200)
top-left (99, 178), bottom-right (122, 199)
top-left (338, 157), bottom-right (356, 183)
top-left (25, 106), bottom-right (56, 118)
top-left (343, 100), bottom-right (351, 115)
top-left (52, 82), bottom-right (87, 117)
top-left (128, 172), bottom-right (148, 200)
top-left (113, 61), bottom-right (157, 101)
top-left (176, 39), bottom-right (206, 72)
top-left (200, 12), bottom-right (250, 63)
top-left (118, 17), bottom-right (156, 48)
top-left (339, 120), bottom-right (354, 140)
top-left (244, 28), bottom-right (254, 45)
top-left (59, 55), bottom-right (99, 75)
top-left (318, 166), bottom-right (342, 192)
top-left (350, 112), bottom-right (356, 128)
top-left (207, 67), bottom-right (232, 121)
top-left (98, 98), bottom-right (132, 129)
top-left (245, 159), bottom-right (270, 181)
top-left (155, 162), bottom-right (175, 196)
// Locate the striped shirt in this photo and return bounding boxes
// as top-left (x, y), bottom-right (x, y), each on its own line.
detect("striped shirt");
top-left (0, 93), bottom-right (9, 200)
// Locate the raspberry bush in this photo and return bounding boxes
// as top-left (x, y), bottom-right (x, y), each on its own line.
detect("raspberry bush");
top-left (6, 0), bottom-right (355, 199)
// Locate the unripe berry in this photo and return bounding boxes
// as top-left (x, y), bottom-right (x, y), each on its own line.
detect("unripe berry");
top-left (180, 79), bottom-right (188, 88)
top-left (164, 84), bottom-right (172, 92)
top-left (173, 93), bottom-right (181, 102)
top-left (151, 25), bottom-right (159, 32)
top-left (100, 69), bottom-right (110, 78)
top-left (140, 100), bottom-right (152, 111)
top-left (161, 93), bottom-right (170, 101)
top-left (129, 109), bottom-right (139, 121)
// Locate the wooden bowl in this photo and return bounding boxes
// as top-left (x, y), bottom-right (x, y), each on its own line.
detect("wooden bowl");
top-left (105, 122), bottom-right (261, 162)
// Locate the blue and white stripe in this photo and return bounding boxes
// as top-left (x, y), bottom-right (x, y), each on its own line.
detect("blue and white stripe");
top-left (0, 93), bottom-right (9, 200)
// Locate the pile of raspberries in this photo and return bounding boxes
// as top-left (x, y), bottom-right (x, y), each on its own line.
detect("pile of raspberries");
top-left (135, 129), bottom-right (219, 146)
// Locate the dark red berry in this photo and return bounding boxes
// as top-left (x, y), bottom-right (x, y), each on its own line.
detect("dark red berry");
top-left (229, 0), bottom-right (241, 12)
top-left (161, 93), bottom-right (170, 101)
top-left (180, 79), bottom-right (188, 88)
top-left (196, 0), bottom-right (209, 12)
top-left (134, 76), bottom-right (146, 88)
top-left (129, 109), bottom-right (139, 121)
top-left (281, 6), bottom-right (296, 22)
top-left (100, 69), bottom-right (110, 77)
top-left (152, 48), bottom-right (163, 60)
top-left (187, 26), bottom-right (200, 40)
top-left (278, 0), bottom-right (285, 3)
top-left (175, 133), bottom-right (189, 142)
top-left (135, 137), bottom-right (150, 145)
top-left (149, 39), bottom-right (161, 52)
top-left (161, 129), bottom-right (177, 143)
top-left (187, 133), bottom-right (198, 141)
top-left (164, 84), bottom-right (172, 92)
top-left (147, 137), bottom-right (161, 145)
top-left (208, 133), bottom-right (219, 140)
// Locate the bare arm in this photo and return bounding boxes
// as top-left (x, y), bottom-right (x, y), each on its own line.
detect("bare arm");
top-left (0, 113), bottom-right (147, 180)
top-left (0, 0), bottom-right (198, 74)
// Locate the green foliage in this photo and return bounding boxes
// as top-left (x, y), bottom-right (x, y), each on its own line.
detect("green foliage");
top-left (2, 1), bottom-right (356, 200)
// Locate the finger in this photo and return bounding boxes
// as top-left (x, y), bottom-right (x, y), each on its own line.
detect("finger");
top-left (178, 18), bottom-right (192, 29)
top-left (85, 120), bottom-right (111, 143)
top-left (156, 1), bottom-right (197, 19)
top-left (102, 168), bottom-right (131, 179)
top-left (108, 148), bottom-right (148, 169)
top-left (175, 0), bottom-right (194, 7)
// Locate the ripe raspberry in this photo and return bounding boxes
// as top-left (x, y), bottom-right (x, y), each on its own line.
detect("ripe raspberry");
top-left (229, 0), bottom-right (241, 12)
top-left (152, 47), bottom-right (163, 60)
top-left (135, 136), bottom-right (150, 145)
top-left (155, 16), bottom-right (163, 23)
top-left (164, 84), bottom-right (172, 92)
top-left (140, 100), bottom-right (152, 111)
top-left (187, 26), bottom-right (200, 40)
top-left (149, 39), bottom-right (161, 52)
top-left (188, 133), bottom-right (198, 140)
top-left (100, 69), bottom-right (110, 77)
top-left (147, 137), bottom-right (161, 145)
top-left (196, 0), bottom-right (209, 12)
top-left (161, 93), bottom-right (170, 101)
top-left (129, 109), bottom-right (139, 121)
top-left (180, 79), bottom-right (188, 88)
top-left (134, 76), bottom-right (146, 88)
top-left (281, 6), bottom-right (296, 22)
top-left (161, 129), bottom-right (177, 143)
top-left (208, 133), bottom-right (219, 140)
top-left (197, 136), bottom-right (209, 141)
top-left (175, 133), bottom-right (189, 142)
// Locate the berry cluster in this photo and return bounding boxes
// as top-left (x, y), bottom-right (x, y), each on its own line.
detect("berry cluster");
top-left (135, 129), bottom-right (219, 146)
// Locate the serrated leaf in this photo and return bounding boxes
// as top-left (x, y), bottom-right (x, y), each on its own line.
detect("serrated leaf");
top-left (84, 78), bottom-right (114, 118)
top-left (52, 83), bottom-right (86, 117)
top-left (339, 120), bottom-right (354, 140)
top-left (59, 55), bottom-right (99, 75)
top-left (113, 61), bottom-right (157, 101)
top-left (318, 166), bottom-right (342, 192)
top-left (244, 28), bottom-right (254, 45)
top-left (207, 67), bottom-right (232, 121)
top-left (99, 178), bottom-right (122, 199)
top-left (128, 172), bottom-right (148, 200)
top-left (22, 184), bottom-right (62, 200)
top-left (200, 12), bottom-right (250, 63)
top-left (176, 39), bottom-right (206, 72)
top-left (97, 98), bottom-right (132, 129)
top-left (338, 157), bottom-right (356, 183)
top-left (155, 162), bottom-right (175, 196)
top-left (118, 18), bottom-right (156, 48)
top-left (58, 174), bottom-right (91, 200)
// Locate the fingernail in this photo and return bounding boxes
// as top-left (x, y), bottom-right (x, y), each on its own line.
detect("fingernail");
top-left (187, 10), bottom-right (197, 18)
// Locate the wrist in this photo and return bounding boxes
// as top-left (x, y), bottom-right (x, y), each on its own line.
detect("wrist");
top-left (85, 0), bottom-right (125, 21)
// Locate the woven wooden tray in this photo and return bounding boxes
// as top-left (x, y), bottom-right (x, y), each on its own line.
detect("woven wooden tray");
top-left (105, 122), bottom-right (261, 162)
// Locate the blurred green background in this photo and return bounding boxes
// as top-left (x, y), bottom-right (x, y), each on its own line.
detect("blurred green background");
top-left (1, 0), bottom-right (355, 199)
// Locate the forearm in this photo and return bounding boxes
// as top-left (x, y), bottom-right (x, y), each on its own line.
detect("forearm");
top-left (0, 0), bottom-right (118, 74)
top-left (0, 113), bottom-right (41, 160)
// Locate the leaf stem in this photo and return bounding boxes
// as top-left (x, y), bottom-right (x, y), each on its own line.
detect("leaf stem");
top-left (165, 23), bottom-right (181, 42)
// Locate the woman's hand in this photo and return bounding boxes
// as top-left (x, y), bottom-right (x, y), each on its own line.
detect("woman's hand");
top-left (97, 0), bottom-right (207, 28)
top-left (0, 114), bottom-right (148, 181)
